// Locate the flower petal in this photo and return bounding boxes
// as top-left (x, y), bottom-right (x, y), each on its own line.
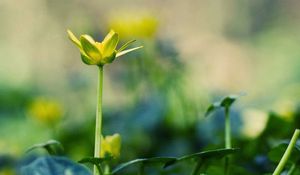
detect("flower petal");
top-left (101, 51), bottom-right (116, 65)
top-left (117, 39), bottom-right (136, 52)
top-left (102, 30), bottom-right (119, 57)
top-left (67, 29), bottom-right (81, 49)
top-left (81, 53), bottom-right (96, 65)
top-left (116, 46), bottom-right (143, 58)
top-left (67, 30), bottom-right (97, 65)
top-left (80, 35), bottom-right (102, 62)
top-left (107, 134), bottom-right (121, 158)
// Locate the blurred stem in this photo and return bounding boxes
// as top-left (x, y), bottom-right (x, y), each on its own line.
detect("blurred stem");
top-left (104, 163), bottom-right (110, 175)
top-left (224, 157), bottom-right (230, 175)
top-left (225, 107), bottom-right (231, 149)
top-left (287, 163), bottom-right (296, 175)
top-left (224, 107), bottom-right (231, 175)
top-left (94, 66), bottom-right (104, 175)
top-left (273, 129), bottom-right (300, 175)
top-left (138, 164), bottom-right (145, 175)
top-left (191, 159), bottom-right (203, 175)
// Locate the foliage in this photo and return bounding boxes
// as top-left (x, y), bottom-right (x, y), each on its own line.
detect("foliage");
top-left (19, 156), bottom-right (91, 175)
top-left (2, 9), bottom-right (300, 174)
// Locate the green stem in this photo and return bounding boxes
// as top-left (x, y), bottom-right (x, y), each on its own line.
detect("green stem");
top-left (104, 163), bottom-right (110, 175)
top-left (191, 159), bottom-right (203, 175)
top-left (94, 66), bottom-right (104, 175)
top-left (287, 163), bottom-right (296, 175)
top-left (225, 107), bottom-right (231, 149)
top-left (224, 107), bottom-right (231, 175)
top-left (273, 129), bottom-right (300, 175)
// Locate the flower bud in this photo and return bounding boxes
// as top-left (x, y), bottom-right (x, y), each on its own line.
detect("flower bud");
top-left (100, 133), bottom-right (121, 159)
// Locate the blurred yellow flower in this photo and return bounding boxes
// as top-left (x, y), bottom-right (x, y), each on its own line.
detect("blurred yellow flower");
top-left (67, 29), bottom-right (142, 66)
top-left (28, 98), bottom-right (63, 124)
top-left (273, 99), bottom-right (295, 121)
top-left (0, 168), bottom-right (15, 175)
top-left (100, 133), bottom-right (121, 159)
top-left (241, 109), bottom-right (269, 139)
top-left (108, 13), bottom-right (158, 39)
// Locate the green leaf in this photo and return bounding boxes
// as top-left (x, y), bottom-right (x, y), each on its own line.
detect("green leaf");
top-left (26, 140), bottom-right (64, 155)
top-left (80, 35), bottom-right (102, 62)
top-left (112, 157), bottom-right (176, 174)
top-left (111, 149), bottom-right (238, 174)
top-left (117, 40), bottom-right (136, 52)
top-left (205, 93), bottom-right (245, 117)
top-left (116, 46), bottom-right (143, 58)
top-left (78, 157), bottom-right (112, 164)
top-left (204, 102), bottom-right (221, 117)
top-left (164, 148), bottom-right (239, 168)
top-left (205, 166), bottom-right (224, 175)
top-left (102, 30), bottom-right (119, 57)
top-left (220, 95), bottom-right (239, 108)
top-left (20, 156), bottom-right (91, 175)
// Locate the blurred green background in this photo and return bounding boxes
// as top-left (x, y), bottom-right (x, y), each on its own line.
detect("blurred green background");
top-left (1, 0), bottom-right (300, 174)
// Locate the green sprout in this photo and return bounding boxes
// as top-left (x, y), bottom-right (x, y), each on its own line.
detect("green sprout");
top-left (205, 94), bottom-right (243, 148)
top-left (205, 94), bottom-right (244, 175)
top-left (67, 29), bottom-right (142, 175)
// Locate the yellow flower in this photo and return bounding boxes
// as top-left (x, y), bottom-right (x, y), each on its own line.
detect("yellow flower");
top-left (108, 13), bottom-right (158, 39)
top-left (0, 168), bottom-right (15, 175)
top-left (241, 109), bottom-right (269, 139)
top-left (67, 29), bottom-right (143, 66)
top-left (28, 98), bottom-right (63, 124)
top-left (273, 99), bottom-right (295, 122)
top-left (100, 134), bottom-right (121, 159)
